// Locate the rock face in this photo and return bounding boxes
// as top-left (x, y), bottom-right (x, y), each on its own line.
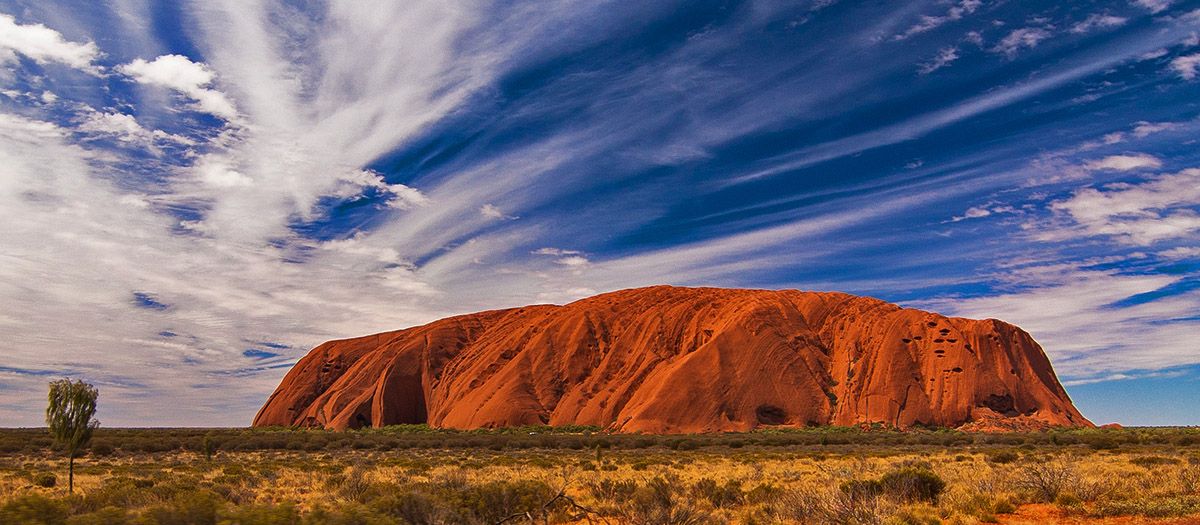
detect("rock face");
top-left (254, 286), bottom-right (1090, 432)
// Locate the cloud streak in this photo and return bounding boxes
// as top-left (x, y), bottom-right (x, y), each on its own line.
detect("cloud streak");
top-left (0, 1), bottom-right (1198, 426)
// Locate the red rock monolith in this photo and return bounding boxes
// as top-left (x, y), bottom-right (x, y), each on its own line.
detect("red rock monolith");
top-left (254, 286), bottom-right (1090, 432)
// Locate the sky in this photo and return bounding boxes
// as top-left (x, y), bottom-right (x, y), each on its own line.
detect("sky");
top-left (0, 0), bottom-right (1197, 427)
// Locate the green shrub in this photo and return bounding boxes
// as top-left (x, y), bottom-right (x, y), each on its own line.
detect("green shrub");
top-left (886, 504), bottom-right (941, 525)
top-left (993, 499), bottom-right (1016, 514)
top-left (139, 491), bottom-right (222, 525)
top-left (690, 478), bottom-right (744, 508)
top-left (879, 467), bottom-right (945, 504)
top-left (370, 491), bottom-right (450, 525)
top-left (33, 471), bottom-right (58, 488)
top-left (66, 507), bottom-right (131, 525)
top-left (302, 504), bottom-right (393, 525)
top-left (588, 478), bottom-right (639, 503)
top-left (451, 479), bottom-right (555, 523)
top-left (0, 494), bottom-right (70, 525)
top-left (622, 475), bottom-right (711, 525)
top-left (987, 451), bottom-right (1019, 464)
top-left (744, 483), bottom-right (781, 505)
top-left (1092, 496), bottom-right (1200, 518)
top-left (1130, 455), bottom-right (1181, 468)
top-left (838, 479), bottom-right (883, 501)
top-left (216, 503), bottom-right (300, 525)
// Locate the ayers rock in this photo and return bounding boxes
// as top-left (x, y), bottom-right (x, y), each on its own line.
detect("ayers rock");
top-left (254, 286), bottom-right (1090, 433)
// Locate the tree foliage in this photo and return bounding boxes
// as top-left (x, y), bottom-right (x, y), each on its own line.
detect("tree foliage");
top-left (46, 378), bottom-right (99, 493)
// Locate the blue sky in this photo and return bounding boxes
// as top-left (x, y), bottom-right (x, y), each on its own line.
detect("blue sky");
top-left (0, 0), bottom-right (1198, 427)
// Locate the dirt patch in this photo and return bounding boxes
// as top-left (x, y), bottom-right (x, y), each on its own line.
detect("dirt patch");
top-left (1000, 504), bottom-right (1200, 525)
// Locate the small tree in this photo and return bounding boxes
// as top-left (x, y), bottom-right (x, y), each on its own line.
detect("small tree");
top-left (202, 432), bottom-right (217, 461)
top-left (46, 378), bottom-right (99, 494)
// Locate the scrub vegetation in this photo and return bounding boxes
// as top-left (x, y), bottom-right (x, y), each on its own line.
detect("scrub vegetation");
top-left (1, 426), bottom-right (1198, 524)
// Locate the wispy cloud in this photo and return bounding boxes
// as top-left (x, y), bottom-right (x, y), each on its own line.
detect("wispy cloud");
top-left (1171, 53), bottom-right (1200, 79)
top-left (919, 47), bottom-right (960, 74)
top-left (1133, 0), bottom-right (1173, 14)
top-left (1049, 168), bottom-right (1200, 245)
top-left (992, 26), bottom-right (1054, 58)
top-left (1070, 14), bottom-right (1127, 34)
top-left (893, 0), bottom-right (983, 41)
top-left (1084, 153), bottom-right (1163, 171)
top-left (0, 1), bottom-right (1198, 426)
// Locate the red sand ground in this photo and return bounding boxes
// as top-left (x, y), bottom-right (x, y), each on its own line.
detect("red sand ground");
top-left (1000, 504), bottom-right (1200, 525)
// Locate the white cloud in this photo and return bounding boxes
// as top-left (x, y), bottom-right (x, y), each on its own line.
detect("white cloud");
top-left (118, 55), bottom-right (238, 119)
top-left (1140, 48), bottom-right (1169, 61)
top-left (0, 111), bottom-right (452, 426)
top-left (1050, 168), bottom-right (1200, 245)
top-left (0, 1), bottom-right (1196, 428)
top-left (1132, 121), bottom-right (1178, 138)
top-left (949, 203), bottom-right (1018, 222)
top-left (1133, 0), bottom-right (1172, 14)
top-left (195, 157), bottom-right (253, 188)
top-left (1170, 53), bottom-right (1200, 80)
top-left (0, 13), bottom-right (99, 71)
top-left (334, 169), bottom-right (430, 210)
top-left (1063, 369), bottom-right (1188, 387)
top-left (1070, 14), bottom-right (1127, 34)
top-left (555, 255), bottom-right (589, 267)
top-left (992, 27), bottom-right (1054, 58)
top-left (1159, 246), bottom-right (1200, 259)
top-left (894, 0), bottom-right (982, 40)
top-left (385, 184), bottom-right (430, 210)
top-left (950, 206), bottom-right (991, 221)
top-left (533, 247), bottom-right (581, 256)
top-left (480, 203), bottom-right (512, 219)
top-left (76, 110), bottom-right (193, 147)
top-left (918, 47), bottom-right (960, 74)
top-left (1084, 153), bottom-right (1162, 171)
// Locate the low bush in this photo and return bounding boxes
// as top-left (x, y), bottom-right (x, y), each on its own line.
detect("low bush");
top-left (32, 472), bottom-right (57, 488)
top-left (838, 479), bottom-right (882, 500)
top-left (1093, 496), bottom-right (1200, 518)
top-left (64, 507), bottom-right (132, 525)
top-left (879, 467), bottom-right (945, 504)
top-left (776, 486), bottom-right (889, 525)
top-left (1014, 458), bottom-right (1077, 502)
top-left (987, 451), bottom-right (1019, 464)
top-left (216, 503), bottom-right (301, 525)
top-left (370, 491), bottom-right (451, 525)
top-left (452, 479), bottom-right (556, 523)
top-left (621, 475), bottom-right (712, 525)
top-left (1130, 455), bottom-right (1181, 468)
top-left (0, 494), bottom-right (69, 525)
top-left (588, 478), bottom-right (638, 504)
top-left (138, 491), bottom-right (222, 525)
top-left (690, 478), bottom-right (744, 509)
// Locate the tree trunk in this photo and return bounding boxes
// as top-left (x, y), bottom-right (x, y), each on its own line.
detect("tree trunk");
top-left (68, 453), bottom-right (74, 494)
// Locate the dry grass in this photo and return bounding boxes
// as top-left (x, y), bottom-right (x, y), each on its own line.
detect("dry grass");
top-left (0, 428), bottom-right (1197, 524)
